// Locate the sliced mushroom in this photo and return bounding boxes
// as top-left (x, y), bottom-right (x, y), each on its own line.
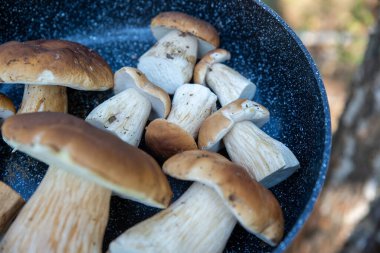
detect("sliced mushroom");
top-left (198, 99), bottom-right (299, 188)
top-left (194, 49), bottom-right (257, 106)
top-left (0, 112), bottom-right (172, 253)
top-left (109, 151), bottom-right (284, 253)
top-left (145, 83), bottom-right (217, 158)
top-left (87, 67), bottom-right (171, 146)
top-left (138, 12), bottom-right (220, 94)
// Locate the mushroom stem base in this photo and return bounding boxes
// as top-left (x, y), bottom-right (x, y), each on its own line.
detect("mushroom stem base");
top-left (109, 183), bottom-right (236, 253)
top-left (0, 167), bottom-right (110, 253)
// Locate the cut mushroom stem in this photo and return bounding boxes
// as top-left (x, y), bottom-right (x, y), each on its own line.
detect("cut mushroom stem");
top-left (138, 12), bottom-right (220, 94)
top-left (0, 182), bottom-right (24, 236)
top-left (109, 151), bottom-right (284, 253)
top-left (224, 121), bottom-right (300, 188)
top-left (87, 89), bottom-right (151, 146)
top-left (145, 84), bottom-right (217, 158)
top-left (110, 183), bottom-right (236, 253)
top-left (138, 30), bottom-right (197, 94)
top-left (194, 49), bottom-right (257, 106)
top-left (87, 67), bottom-right (171, 146)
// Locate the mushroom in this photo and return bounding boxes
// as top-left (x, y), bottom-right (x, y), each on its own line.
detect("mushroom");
top-left (87, 67), bottom-right (171, 146)
top-left (0, 40), bottom-right (113, 91)
top-left (0, 39), bottom-right (126, 252)
top-left (0, 94), bottom-right (24, 236)
top-left (198, 99), bottom-right (300, 188)
top-left (109, 150), bottom-right (284, 253)
top-left (0, 112), bottom-right (172, 253)
top-left (193, 48), bottom-right (257, 106)
top-left (198, 98), bottom-right (270, 152)
top-left (138, 12), bottom-right (220, 94)
top-left (145, 83), bottom-right (217, 159)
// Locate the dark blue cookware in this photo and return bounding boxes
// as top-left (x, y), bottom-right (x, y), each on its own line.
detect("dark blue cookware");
top-left (0, 0), bottom-right (331, 252)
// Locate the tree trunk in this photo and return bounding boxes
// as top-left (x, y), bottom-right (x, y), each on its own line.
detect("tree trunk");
top-left (286, 7), bottom-right (380, 253)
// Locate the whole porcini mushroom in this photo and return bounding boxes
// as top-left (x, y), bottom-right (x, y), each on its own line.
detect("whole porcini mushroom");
top-left (194, 48), bottom-right (257, 106)
top-left (87, 67), bottom-right (171, 146)
top-left (0, 94), bottom-right (24, 236)
top-left (138, 12), bottom-right (220, 94)
top-left (109, 150), bottom-right (284, 253)
top-left (199, 99), bottom-right (300, 188)
top-left (0, 112), bottom-right (172, 253)
top-left (145, 83), bottom-right (217, 159)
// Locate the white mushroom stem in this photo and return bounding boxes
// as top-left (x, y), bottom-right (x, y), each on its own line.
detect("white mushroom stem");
top-left (86, 89), bottom-right (151, 146)
top-left (138, 30), bottom-right (198, 94)
top-left (167, 84), bottom-right (217, 137)
top-left (224, 121), bottom-right (300, 188)
top-left (109, 183), bottom-right (236, 253)
top-left (0, 168), bottom-right (110, 253)
top-left (206, 63), bottom-right (257, 106)
top-left (0, 182), bottom-right (24, 236)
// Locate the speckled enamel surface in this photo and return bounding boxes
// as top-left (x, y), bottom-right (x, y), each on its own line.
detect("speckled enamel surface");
top-left (0, 0), bottom-right (331, 252)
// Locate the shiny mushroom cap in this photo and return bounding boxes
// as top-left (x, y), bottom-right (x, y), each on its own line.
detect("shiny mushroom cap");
top-left (163, 150), bottom-right (284, 246)
top-left (2, 112), bottom-right (172, 208)
top-left (114, 67), bottom-right (171, 119)
top-left (151, 12), bottom-right (220, 57)
top-left (0, 40), bottom-right (113, 91)
top-left (193, 48), bottom-right (231, 85)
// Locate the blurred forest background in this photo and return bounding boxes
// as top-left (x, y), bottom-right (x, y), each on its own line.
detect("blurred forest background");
top-left (264, 0), bottom-right (380, 252)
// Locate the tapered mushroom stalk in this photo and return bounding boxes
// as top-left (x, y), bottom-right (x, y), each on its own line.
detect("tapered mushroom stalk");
top-left (199, 99), bottom-right (300, 188)
top-left (109, 151), bottom-right (284, 253)
top-left (145, 83), bottom-right (217, 158)
top-left (87, 67), bottom-right (171, 146)
top-left (0, 112), bottom-right (172, 253)
top-left (0, 94), bottom-right (25, 236)
top-left (138, 12), bottom-right (220, 94)
top-left (194, 48), bottom-right (257, 106)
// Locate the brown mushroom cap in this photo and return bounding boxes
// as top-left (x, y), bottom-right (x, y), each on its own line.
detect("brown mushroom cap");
top-left (0, 94), bottom-right (15, 119)
top-left (198, 98), bottom-right (270, 151)
top-left (2, 112), bottom-right (172, 208)
top-left (163, 150), bottom-right (284, 246)
top-left (145, 119), bottom-right (198, 159)
top-left (193, 48), bottom-right (231, 85)
top-left (0, 40), bottom-right (113, 91)
top-left (151, 12), bottom-right (220, 57)
top-left (114, 67), bottom-right (171, 119)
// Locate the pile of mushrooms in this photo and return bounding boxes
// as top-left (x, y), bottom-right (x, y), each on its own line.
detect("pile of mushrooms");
top-left (0, 11), bottom-right (302, 253)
